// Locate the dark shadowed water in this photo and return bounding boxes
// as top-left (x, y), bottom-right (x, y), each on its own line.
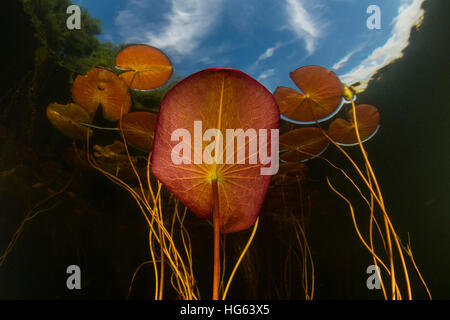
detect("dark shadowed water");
top-left (0, 0), bottom-right (448, 300)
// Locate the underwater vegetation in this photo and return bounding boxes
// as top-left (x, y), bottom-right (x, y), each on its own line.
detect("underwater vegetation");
top-left (2, 0), bottom-right (444, 301)
top-left (0, 25), bottom-right (431, 298)
top-left (274, 65), bottom-right (430, 300)
top-left (0, 0), bottom-right (448, 300)
top-left (16, 37), bottom-right (428, 300)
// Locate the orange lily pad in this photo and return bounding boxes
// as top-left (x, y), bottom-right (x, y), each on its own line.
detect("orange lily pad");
top-left (115, 44), bottom-right (173, 91)
top-left (151, 69), bottom-right (280, 234)
top-left (274, 66), bottom-right (344, 124)
top-left (328, 104), bottom-right (380, 146)
top-left (46, 103), bottom-right (92, 140)
top-left (72, 67), bottom-right (131, 121)
top-left (279, 127), bottom-right (329, 162)
top-left (120, 112), bottom-right (158, 152)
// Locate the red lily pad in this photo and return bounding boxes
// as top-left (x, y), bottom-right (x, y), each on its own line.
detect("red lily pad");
top-left (274, 66), bottom-right (343, 123)
top-left (120, 111), bottom-right (158, 152)
top-left (115, 44), bottom-right (173, 91)
top-left (72, 67), bottom-right (132, 121)
top-left (328, 104), bottom-right (380, 146)
top-left (279, 127), bottom-right (329, 162)
top-left (151, 68), bottom-right (280, 234)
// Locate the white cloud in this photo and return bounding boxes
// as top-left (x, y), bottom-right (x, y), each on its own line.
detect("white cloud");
top-left (284, 0), bottom-right (325, 55)
top-left (257, 68), bottom-right (275, 81)
top-left (332, 48), bottom-right (361, 71)
top-left (145, 0), bottom-right (224, 56)
top-left (338, 0), bottom-right (426, 90)
top-left (256, 42), bottom-right (282, 64)
top-left (116, 0), bottom-right (224, 57)
top-left (259, 47), bottom-right (276, 61)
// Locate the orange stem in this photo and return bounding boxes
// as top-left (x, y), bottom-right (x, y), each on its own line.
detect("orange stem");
top-left (212, 179), bottom-right (220, 300)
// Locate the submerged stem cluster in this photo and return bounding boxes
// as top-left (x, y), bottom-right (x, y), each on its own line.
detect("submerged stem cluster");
top-left (322, 100), bottom-right (431, 300)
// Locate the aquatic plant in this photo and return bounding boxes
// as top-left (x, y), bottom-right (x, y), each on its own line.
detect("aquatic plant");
top-left (0, 178), bottom-right (73, 268)
top-left (43, 44), bottom-right (198, 299)
top-left (267, 161), bottom-right (315, 299)
top-left (72, 66), bottom-right (131, 120)
top-left (274, 66), bottom-right (344, 124)
top-left (150, 68), bottom-right (280, 299)
top-left (279, 127), bottom-right (329, 162)
top-left (115, 44), bottom-right (173, 91)
top-left (46, 102), bottom-right (91, 140)
top-left (120, 111), bottom-right (157, 152)
top-left (42, 38), bottom-right (430, 300)
top-left (327, 104), bottom-right (380, 146)
top-left (45, 46), bottom-right (282, 299)
top-left (274, 65), bottom-right (431, 300)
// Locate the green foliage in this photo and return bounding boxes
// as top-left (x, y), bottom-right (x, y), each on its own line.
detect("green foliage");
top-left (84, 42), bottom-right (120, 71)
top-left (20, 0), bottom-right (180, 108)
top-left (131, 76), bottom-right (182, 111)
top-left (21, 0), bottom-right (102, 73)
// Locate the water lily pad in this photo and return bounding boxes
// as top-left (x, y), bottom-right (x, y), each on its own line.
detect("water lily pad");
top-left (274, 66), bottom-right (344, 124)
top-left (328, 104), bottom-right (380, 146)
top-left (151, 68), bottom-right (280, 234)
top-left (120, 112), bottom-right (157, 152)
top-left (279, 127), bottom-right (329, 162)
top-left (115, 44), bottom-right (173, 91)
top-left (46, 103), bottom-right (92, 140)
top-left (72, 67), bottom-right (131, 121)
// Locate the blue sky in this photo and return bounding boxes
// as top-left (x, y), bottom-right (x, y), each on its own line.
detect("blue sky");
top-left (72, 0), bottom-right (426, 92)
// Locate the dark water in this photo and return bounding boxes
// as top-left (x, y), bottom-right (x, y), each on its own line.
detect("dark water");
top-left (355, 0), bottom-right (450, 299)
top-left (0, 0), bottom-right (449, 300)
